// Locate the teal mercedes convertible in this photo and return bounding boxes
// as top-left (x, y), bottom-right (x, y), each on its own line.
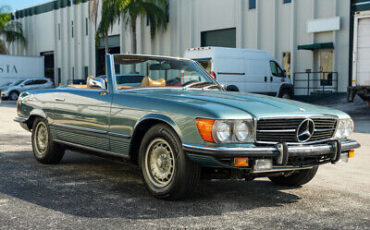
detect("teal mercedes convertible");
top-left (14, 54), bottom-right (360, 200)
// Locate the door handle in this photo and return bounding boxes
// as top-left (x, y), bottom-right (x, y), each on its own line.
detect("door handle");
top-left (55, 98), bottom-right (65, 102)
top-left (264, 76), bottom-right (267, 82)
top-left (270, 76), bottom-right (273, 82)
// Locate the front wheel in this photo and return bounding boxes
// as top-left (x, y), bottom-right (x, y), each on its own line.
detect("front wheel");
top-left (32, 117), bottom-right (65, 164)
top-left (139, 124), bottom-right (200, 200)
top-left (269, 166), bottom-right (319, 186)
top-left (9, 91), bottom-right (19, 101)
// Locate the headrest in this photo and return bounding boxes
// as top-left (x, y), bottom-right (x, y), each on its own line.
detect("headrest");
top-left (140, 76), bottom-right (166, 87)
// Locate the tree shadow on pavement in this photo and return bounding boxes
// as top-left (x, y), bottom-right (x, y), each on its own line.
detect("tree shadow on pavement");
top-left (0, 150), bottom-right (300, 219)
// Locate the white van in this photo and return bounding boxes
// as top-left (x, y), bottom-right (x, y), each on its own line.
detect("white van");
top-left (184, 47), bottom-right (294, 98)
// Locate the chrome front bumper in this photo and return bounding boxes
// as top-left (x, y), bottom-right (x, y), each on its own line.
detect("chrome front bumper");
top-left (183, 139), bottom-right (360, 171)
top-left (183, 139), bottom-right (360, 157)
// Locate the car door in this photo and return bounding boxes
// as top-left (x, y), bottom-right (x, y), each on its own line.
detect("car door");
top-left (269, 60), bottom-right (286, 96)
top-left (21, 80), bottom-right (38, 92)
top-left (50, 88), bottom-right (112, 151)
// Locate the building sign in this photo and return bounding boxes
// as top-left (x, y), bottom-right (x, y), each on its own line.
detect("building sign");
top-left (0, 65), bottom-right (18, 74)
top-left (307, 17), bottom-right (341, 33)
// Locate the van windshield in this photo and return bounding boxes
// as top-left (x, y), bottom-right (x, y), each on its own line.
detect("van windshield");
top-left (113, 55), bottom-right (220, 90)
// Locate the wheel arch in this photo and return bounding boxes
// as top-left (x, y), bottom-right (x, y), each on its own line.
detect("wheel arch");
top-left (26, 109), bottom-right (48, 130)
top-left (129, 114), bottom-right (182, 164)
top-left (8, 90), bottom-right (20, 98)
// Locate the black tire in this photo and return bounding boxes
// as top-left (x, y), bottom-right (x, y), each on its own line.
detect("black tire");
top-left (139, 124), bottom-right (200, 200)
top-left (269, 166), bottom-right (319, 186)
top-left (279, 89), bottom-right (292, 99)
top-left (31, 117), bottom-right (65, 164)
top-left (9, 91), bottom-right (19, 101)
top-left (226, 85), bottom-right (239, 92)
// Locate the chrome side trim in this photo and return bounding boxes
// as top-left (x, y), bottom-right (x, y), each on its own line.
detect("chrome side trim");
top-left (49, 123), bottom-right (108, 135)
top-left (54, 139), bottom-right (129, 159)
top-left (14, 116), bottom-right (28, 123)
top-left (108, 131), bottom-right (131, 139)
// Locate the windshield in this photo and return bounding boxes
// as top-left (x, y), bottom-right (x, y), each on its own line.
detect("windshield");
top-left (113, 55), bottom-right (219, 90)
top-left (13, 80), bottom-right (24, 86)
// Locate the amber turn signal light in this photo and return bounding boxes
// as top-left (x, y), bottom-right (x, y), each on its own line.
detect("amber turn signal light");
top-left (348, 150), bottom-right (355, 158)
top-left (196, 118), bottom-right (215, 143)
top-left (234, 157), bottom-right (249, 167)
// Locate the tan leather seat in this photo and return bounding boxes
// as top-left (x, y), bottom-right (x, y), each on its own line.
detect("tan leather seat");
top-left (140, 76), bottom-right (166, 87)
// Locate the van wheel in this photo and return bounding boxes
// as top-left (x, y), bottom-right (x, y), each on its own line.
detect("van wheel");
top-left (9, 91), bottom-right (19, 101)
top-left (280, 90), bottom-right (292, 99)
top-left (226, 85), bottom-right (239, 92)
top-left (32, 117), bottom-right (65, 164)
top-left (139, 124), bottom-right (201, 200)
top-left (269, 166), bottom-right (319, 186)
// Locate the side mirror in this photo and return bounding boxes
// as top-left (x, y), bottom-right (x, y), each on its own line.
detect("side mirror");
top-left (87, 77), bottom-right (106, 90)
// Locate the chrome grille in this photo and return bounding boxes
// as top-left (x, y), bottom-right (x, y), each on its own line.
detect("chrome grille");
top-left (256, 118), bottom-right (337, 143)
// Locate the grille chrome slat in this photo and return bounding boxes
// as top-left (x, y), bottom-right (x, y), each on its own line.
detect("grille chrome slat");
top-left (256, 117), bottom-right (337, 144)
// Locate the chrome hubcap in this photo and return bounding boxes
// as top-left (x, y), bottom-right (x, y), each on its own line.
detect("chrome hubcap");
top-left (145, 138), bottom-right (175, 188)
top-left (34, 122), bottom-right (48, 156)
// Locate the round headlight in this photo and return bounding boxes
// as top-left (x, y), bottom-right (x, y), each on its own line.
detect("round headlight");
top-left (344, 119), bottom-right (354, 137)
top-left (213, 121), bottom-right (232, 143)
top-left (235, 122), bottom-right (251, 142)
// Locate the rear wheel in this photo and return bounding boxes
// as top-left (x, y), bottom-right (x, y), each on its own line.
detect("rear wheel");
top-left (139, 124), bottom-right (200, 200)
top-left (32, 117), bottom-right (65, 164)
top-left (269, 166), bottom-right (319, 186)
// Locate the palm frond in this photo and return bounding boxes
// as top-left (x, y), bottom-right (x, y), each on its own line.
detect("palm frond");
top-left (141, 1), bottom-right (167, 37)
top-left (3, 21), bottom-right (27, 46)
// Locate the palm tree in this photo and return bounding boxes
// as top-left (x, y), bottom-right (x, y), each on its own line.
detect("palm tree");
top-left (95, 0), bottom-right (121, 54)
top-left (0, 5), bottom-right (26, 54)
top-left (79, 0), bottom-right (168, 54)
top-left (120, 0), bottom-right (168, 54)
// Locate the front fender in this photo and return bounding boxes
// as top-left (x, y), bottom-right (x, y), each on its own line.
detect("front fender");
top-left (134, 113), bottom-right (183, 139)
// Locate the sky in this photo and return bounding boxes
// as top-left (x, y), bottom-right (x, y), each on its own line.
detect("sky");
top-left (0, 0), bottom-right (52, 12)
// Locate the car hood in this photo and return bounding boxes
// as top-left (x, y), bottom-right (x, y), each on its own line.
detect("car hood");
top-left (128, 89), bottom-right (349, 119)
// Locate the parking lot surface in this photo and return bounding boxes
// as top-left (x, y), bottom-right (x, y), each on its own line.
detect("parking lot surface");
top-left (0, 99), bottom-right (369, 229)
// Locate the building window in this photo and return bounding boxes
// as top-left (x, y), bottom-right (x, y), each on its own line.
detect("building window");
top-left (249, 0), bottom-right (256, 9)
top-left (283, 0), bottom-right (291, 3)
top-left (166, 0), bottom-right (169, 22)
top-left (84, 66), bottom-right (89, 79)
top-left (58, 23), bottom-right (60, 40)
top-left (146, 15), bottom-right (150, 26)
top-left (58, 68), bottom-right (61, 85)
top-left (71, 21), bottom-right (74, 38)
top-left (85, 18), bottom-right (88, 36)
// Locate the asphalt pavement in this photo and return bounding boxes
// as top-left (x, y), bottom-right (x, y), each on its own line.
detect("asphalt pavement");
top-left (0, 98), bottom-right (369, 230)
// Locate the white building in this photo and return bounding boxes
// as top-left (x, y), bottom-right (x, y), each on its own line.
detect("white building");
top-left (7, 0), bottom-right (370, 95)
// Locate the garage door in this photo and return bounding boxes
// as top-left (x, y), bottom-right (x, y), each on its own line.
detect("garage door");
top-left (356, 18), bottom-right (370, 85)
top-left (201, 28), bottom-right (236, 48)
